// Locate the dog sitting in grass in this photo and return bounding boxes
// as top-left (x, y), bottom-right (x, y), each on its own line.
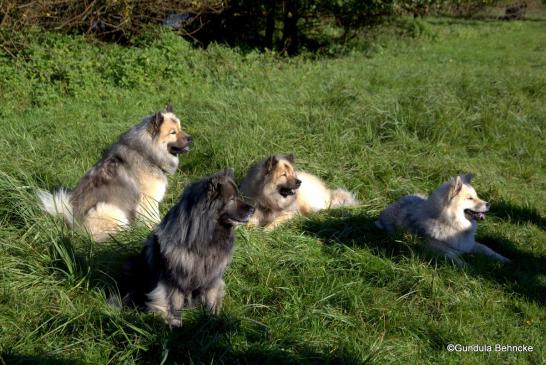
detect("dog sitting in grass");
top-left (375, 174), bottom-right (511, 264)
top-left (239, 154), bottom-right (358, 229)
top-left (119, 169), bottom-right (255, 327)
top-left (38, 105), bottom-right (192, 241)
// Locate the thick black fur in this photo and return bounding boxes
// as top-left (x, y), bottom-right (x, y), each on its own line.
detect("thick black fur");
top-left (120, 169), bottom-right (255, 326)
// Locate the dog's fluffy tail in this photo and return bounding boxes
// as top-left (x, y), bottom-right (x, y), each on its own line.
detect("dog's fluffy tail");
top-left (330, 189), bottom-right (359, 208)
top-left (37, 188), bottom-right (74, 226)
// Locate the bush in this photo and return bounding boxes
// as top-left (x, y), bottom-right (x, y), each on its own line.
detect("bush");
top-left (0, 0), bottom-right (504, 55)
top-left (0, 0), bottom-right (225, 43)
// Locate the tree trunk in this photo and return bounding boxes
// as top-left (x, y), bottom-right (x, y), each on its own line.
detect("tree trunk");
top-left (265, 0), bottom-right (276, 49)
top-left (281, 0), bottom-right (299, 55)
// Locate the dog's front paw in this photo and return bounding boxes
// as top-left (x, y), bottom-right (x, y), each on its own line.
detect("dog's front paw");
top-left (209, 301), bottom-right (222, 316)
top-left (499, 255), bottom-right (512, 264)
top-left (167, 314), bottom-right (182, 328)
top-left (167, 318), bottom-right (182, 328)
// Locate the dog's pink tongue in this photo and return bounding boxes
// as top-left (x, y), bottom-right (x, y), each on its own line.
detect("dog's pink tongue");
top-left (478, 212), bottom-right (486, 220)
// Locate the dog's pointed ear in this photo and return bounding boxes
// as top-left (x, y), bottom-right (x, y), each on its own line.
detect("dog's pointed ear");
top-left (208, 175), bottom-right (222, 196)
top-left (147, 112), bottom-right (164, 137)
top-left (264, 155), bottom-right (278, 175)
top-left (461, 173), bottom-right (474, 184)
top-left (165, 103), bottom-right (173, 113)
top-left (449, 176), bottom-right (463, 199)
top-left (285, 153), bottom-right (295, 163)
top-left (223, 168), bottom-right (235, 180)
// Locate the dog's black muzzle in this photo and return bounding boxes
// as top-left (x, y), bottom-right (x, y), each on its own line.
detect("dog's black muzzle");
top-left (168, 135), bottom-right (192, 156)
top-left (278, 179), bottom-right (301, 198)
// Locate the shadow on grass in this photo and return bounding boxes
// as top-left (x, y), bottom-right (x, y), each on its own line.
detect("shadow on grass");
top-left (426, 16), bottom-right (546, 26)
top-left (46, 231), bottom-right (144, 298)
top-left (0, 353), bottom-right (81, 365)
top-left (470, 233), bottom-right (546, 305)
top-left (135, 313), bottom-right (364, 365)
top-left (299, 209), bottom-right (420, 262)
top-left (300, 208), bottom-right (546, 306)
top-left (489, 199), bottom-right (545, 229)
top-left (58, 239), bottom-right (367, 364)
top-left (1, 313), bottom-right (364, 365)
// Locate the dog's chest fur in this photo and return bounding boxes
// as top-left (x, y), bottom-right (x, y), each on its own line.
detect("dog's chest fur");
top-left (136, 169), bottom-right (168, 203)
top-left (162, 238), bottom-right (234, 293)
top-left (429, 219), bottom-right (477, 252)
top-left (395, 196), bottom-right (478, 252)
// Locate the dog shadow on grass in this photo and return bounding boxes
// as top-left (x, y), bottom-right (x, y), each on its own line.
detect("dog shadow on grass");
top-left (0, 353), bottom-right (82, 365)
top-left (470, 233), bottom-right (546, 305)
top-left (471, 200), bottom-right (546, 305)
top-left (46, 232), bottom-right (144, 297)
top-left (1, 314), bottom-right (363, 365)
top-left (300, 207), bottom-right (546, 306)
top-left (299, 209), bottom-right (418, 263)
top-left (490, 199), bottom-right (545, 230)
top-left (133, 312), bottom-right (365, 365)
top-left (57, 239), bottom-right (367, 365)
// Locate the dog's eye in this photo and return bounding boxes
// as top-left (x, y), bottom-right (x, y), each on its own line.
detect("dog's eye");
top-left (170, 130), bottom-right (176, 135)
top-left (282, 173), bottom-right (287, 177)
top-left (468, 197), bottom-right (474, 200)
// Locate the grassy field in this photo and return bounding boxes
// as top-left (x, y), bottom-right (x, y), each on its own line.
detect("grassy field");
top-left (0, 16), bottom-right (545, 365)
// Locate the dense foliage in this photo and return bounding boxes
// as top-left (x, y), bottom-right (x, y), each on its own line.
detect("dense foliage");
top-left (1, 0), bottom-right (502, 53)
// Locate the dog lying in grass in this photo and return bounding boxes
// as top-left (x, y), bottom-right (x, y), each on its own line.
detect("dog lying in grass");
top-left (119, 169), bottom-right (255, 327)
top-left (38, 105), bottom-right (192, 241)
top-left (375, 174), bottom-right (511, 264)
top-left (239, 154), bottom-right (358, 229)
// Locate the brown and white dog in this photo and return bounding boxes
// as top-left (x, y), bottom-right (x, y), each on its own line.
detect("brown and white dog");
top-left (38, 105), bottom-right (192, 241)
top-left (239, 154), bottom-right (358, 229)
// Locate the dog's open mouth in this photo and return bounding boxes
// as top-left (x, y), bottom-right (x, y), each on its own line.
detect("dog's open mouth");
top-left (227, 213), bottom-right (253, 225)
top-left (168, 144), bottom-right (191, 156)
top-left (464, 209), bottom-right (486, 221)
top-left (227, 217), bottom-right (249, 225)
top-left (279, 186), bottom-right (297, 198)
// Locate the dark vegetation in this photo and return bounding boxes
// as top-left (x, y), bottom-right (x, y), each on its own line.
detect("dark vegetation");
top-left (0, 0), bottom-right (510, 54)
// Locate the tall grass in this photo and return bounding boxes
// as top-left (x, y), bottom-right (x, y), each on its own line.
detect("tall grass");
top-left (0, 18), bottom-right (544, 364)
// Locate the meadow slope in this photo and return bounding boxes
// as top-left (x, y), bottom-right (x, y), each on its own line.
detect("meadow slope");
top-left (0, 18), bottom-right (545, 364)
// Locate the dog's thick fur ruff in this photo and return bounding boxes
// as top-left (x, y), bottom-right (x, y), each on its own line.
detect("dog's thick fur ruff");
top-left (239, 154), bottom-right (358, 229)
top-left (119, 169), bottom-right (255, 327)
top-left (38, 106), bottom-right (192, 241)
top-left (375, 174), bottom-right (510, 264)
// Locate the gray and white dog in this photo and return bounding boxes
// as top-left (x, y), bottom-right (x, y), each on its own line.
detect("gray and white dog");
top-left (38, 105), bottom-right (192, 241)
top-left (120, 169), bottom-right (255, 327)
top-left (375, 174), bottom-right (510, 264)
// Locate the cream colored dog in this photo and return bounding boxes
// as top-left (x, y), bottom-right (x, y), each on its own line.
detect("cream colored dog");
top-left (376, 174), bottom-right (510, 264)
top-left (240, 154), bottom-right (358, 229)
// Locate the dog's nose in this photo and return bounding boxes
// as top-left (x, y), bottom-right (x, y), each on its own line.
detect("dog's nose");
top-left (186, 135), bottom-right (193, 144)
top-left (295, 179), bottom-right (302, 187)
top-left (485, 202), bottom-right (491, 209)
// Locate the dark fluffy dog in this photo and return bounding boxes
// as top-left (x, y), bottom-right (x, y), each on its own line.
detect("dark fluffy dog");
top-left (120, 169), bottom-right (255, 327)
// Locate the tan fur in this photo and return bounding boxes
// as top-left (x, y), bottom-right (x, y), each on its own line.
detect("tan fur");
top-left (240, 155), bottom-right (359, 229)
top-left (146, 282), bottom-right (185, 327)
top-left (134, 115), bottom-right (186, 225)
top-left (202, 278), bottom-right (225, 315)
top-left (83, 203), bottom-right (130, 242)
top-left (135, 171), bottom-right (167, 225)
